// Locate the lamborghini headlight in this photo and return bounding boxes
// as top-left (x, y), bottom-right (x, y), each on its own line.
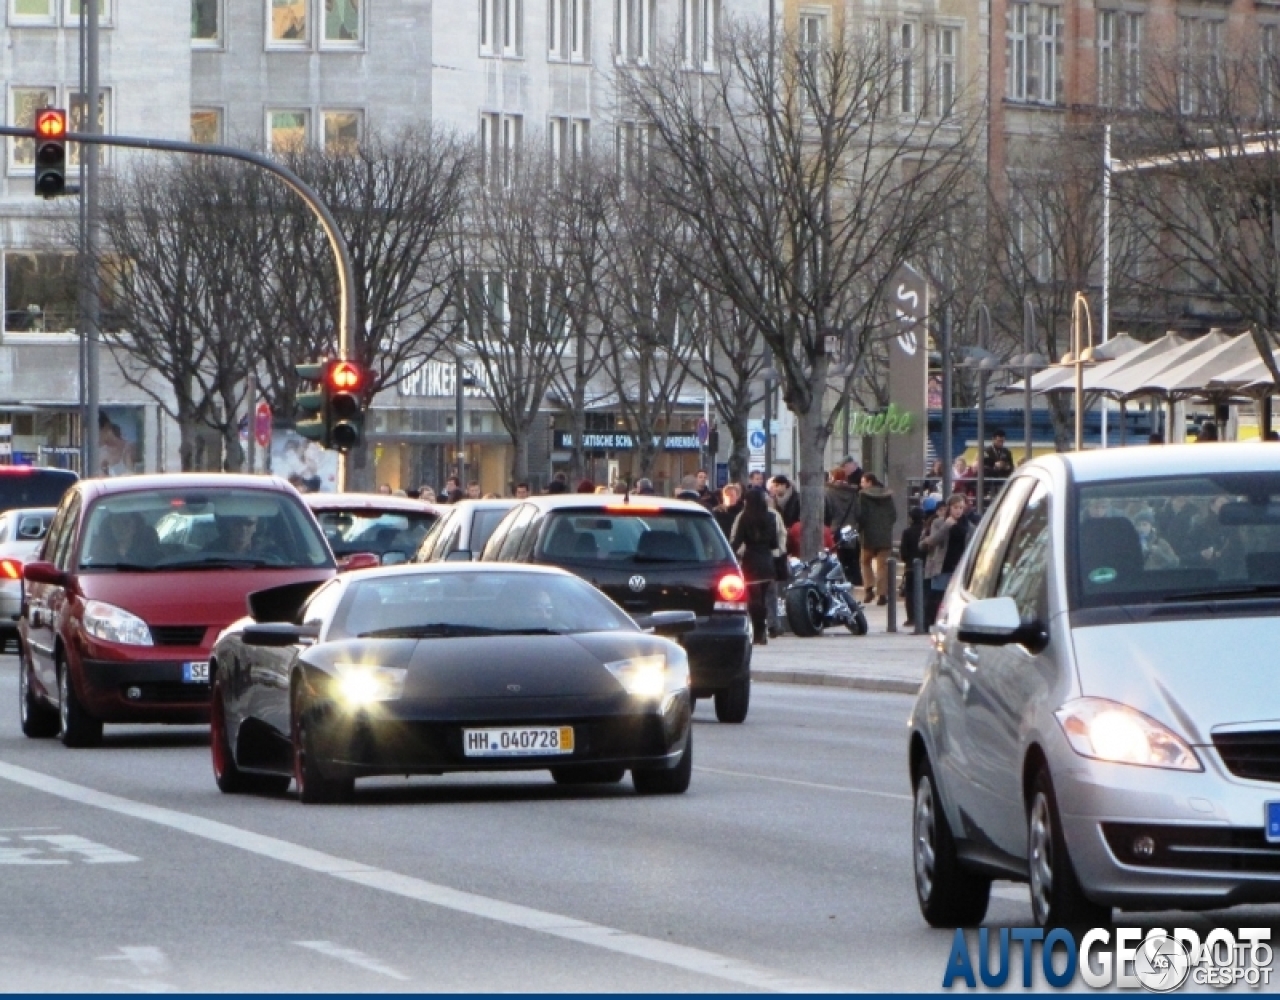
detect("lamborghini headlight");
top-left (604, 654), bottom-right (688, 699)
top-left (333, 664), bottom-right (407, 705)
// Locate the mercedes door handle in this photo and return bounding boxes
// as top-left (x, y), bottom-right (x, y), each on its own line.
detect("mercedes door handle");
top-left (962, 646), bottom-right (981, 669)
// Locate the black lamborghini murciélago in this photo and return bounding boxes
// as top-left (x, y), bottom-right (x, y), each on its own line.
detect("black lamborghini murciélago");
top-left (209, 564), bottom-right (694, 803)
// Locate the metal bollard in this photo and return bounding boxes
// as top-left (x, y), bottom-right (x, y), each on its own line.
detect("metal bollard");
top-left (886, 558), bottom-right (898, 633)
top-left (913, 559), bottom-right (926, 635)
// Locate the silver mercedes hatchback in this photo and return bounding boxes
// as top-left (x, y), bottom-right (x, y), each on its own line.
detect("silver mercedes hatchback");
top-left (910, 443), bottom-right (1280, 928)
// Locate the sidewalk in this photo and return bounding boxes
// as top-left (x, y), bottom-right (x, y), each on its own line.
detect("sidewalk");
top-left (749, 598), bottom-right (930, 695)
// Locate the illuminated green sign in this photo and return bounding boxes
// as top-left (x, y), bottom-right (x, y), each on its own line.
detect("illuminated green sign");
top-left (847, 403), bottom-right (916, 437)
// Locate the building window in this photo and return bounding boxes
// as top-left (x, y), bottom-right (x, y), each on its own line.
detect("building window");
top-left (12, 0), bottom-right (54, 20)
top-left (322, 110), bottom-right (361, 154)
top-left (1097, 11), bottom-right (1141, 109)
top-left (269, 0), bottom-right (308, 45)
top-left (4, 252), bottom-right (79, 335)
top-left (67, 0), bottom-right (112, 20)
top-left (323, 0), bottom-right (360, 43)
top-left (1179, 16), bottom-right (1223, 116)
top-left (617, 0), bottom-right (652, 64)
top-left (799, 11), bottom-right (825, 49)
top-left (615, 120), bottom-right (650, 190)
top-left (1263, 24), bottom-right (1278, 116)
top-left (191, 109), bottom-right (221, 144)
top-left (481, 113), bottom-right (523, 187)
top-left (680, 0), bottom-right (718, 68)
top-left (481, 0), bottom-right (496, 54)
top-left (549, 115), bottom-right (589, 178)
top-left (550, 0), bottom-right (590, 61)
top-left (268, 110), bottom-right (309, 154)
top-left (503, 0), bottom-right (524, 56)
top-left (936, 27), bottom-right (958, 117)
top-left (67, 89), bottom-right (110, 167)
top-left (899, 22), bottom-right (917, 114)
top-left (192, 0), bottom-right (220, 44)
top-left (8, 87), bottom-right (55, 172)
top-left (1006, 3), bottom-right (1063, 106)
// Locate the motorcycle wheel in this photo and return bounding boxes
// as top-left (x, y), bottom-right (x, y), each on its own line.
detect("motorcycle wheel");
top-left (785, 585), bottom-right (825, 637)
top-left (847, 609), bottom-right (869, 636)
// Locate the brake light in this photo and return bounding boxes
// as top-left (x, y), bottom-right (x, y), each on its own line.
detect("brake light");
top-left (714, 573), bottom-right (747, 611)
top-left (0, 466), bottom-right (34, 475)
top-left (0, 558), bottom-right (23, 580)
top-left (606, 505), bottom-right (661, 513)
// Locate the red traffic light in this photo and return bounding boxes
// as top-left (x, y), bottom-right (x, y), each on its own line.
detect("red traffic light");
top-left (35, 109), bottom-right (66, 139)
top-left (327, 360), bottom-right (363, 393)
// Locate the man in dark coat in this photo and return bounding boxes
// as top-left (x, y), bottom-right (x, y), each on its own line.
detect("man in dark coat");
top-left (713, 483), bottom-right (744, 539)
top-left (824, 467), bottom-right (861, 585)
top-left (768, 475), bottom-right (801, 528)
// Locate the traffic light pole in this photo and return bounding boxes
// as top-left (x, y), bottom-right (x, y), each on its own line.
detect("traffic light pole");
top-left (0, 124), bottom-right (358, 489)
top-left (85, 0), bottom-right (101, 479)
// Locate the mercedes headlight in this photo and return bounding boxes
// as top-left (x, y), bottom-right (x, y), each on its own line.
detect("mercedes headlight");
top-left (334, 664), bottom-right (407, 705)
top-left (1055, 698), bottom-right (1201, 771)
top-left (604, 654), bottom-right (688, 699)
top-left (82, 600), bottom-right (153, 646)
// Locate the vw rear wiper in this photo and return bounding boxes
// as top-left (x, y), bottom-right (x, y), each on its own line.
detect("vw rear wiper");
top-left (1162, 583), bottom-right (1280, 602)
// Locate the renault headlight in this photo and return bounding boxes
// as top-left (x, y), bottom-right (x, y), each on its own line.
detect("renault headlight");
top-left (334, 664), bottom-right (407, 705)
top-left (605, 654), bottom-right (688, 699)
top-left (1055, 698), bottom-right (1201, 771)
top-left (82, 601), bottom-right (153, 646)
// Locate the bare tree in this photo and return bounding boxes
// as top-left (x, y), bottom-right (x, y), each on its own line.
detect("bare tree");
top-left (455, 152), bottom-right (576, 487)
top-left (595, 170), bottom-right (696, 485)
top-left (1112, 43), bottom-right (1280, 382)
top-left (619, 15), bottom-right (978, 550)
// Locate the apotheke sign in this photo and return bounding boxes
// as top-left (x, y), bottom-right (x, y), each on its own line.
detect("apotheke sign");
top-left (554, 431), bottom-right (702, 452)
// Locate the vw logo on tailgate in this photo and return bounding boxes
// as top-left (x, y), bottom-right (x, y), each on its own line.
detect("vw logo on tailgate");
top-left (628, 575), bottom-right (646, 592)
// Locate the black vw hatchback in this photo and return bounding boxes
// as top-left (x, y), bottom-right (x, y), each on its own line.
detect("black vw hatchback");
top-left (477, 495), bottom-right (753, 722)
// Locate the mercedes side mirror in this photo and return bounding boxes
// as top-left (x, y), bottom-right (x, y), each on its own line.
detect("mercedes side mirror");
top-left (241, 622), bottom-right (320, 647)
top-left (957, 596), bottom-right (1047, 652)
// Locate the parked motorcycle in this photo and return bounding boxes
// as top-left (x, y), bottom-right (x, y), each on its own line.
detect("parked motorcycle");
top-left (784, 527), bottom-right (869, 637)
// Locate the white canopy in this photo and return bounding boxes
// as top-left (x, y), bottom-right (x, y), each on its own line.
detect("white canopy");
top-left (1087, 330), bottom-right (1232, 398)
top-left (1139, 333), bottom-right (1260, 399)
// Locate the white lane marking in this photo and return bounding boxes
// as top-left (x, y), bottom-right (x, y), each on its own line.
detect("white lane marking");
top-left (0, 761), bottom-right (844, 994)
top-left (694, 765), bottom-right (912, 802)
top-left (97, 946), bottom-right (175, 993)
top-left (295, 940), bottom-right (411, 981)
top-left (0, 834), bottom-right (68, 865)
top-left (0, 825), bottom-right (62, 832)
top-left (23, 834), bottom-right (139, 863)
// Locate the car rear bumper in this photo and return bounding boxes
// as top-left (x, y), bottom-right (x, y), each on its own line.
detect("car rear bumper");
top-left (684, 615), bottom-right (751, 695)
top-left (79, 657), bottom-right (211, 723)
top-left (315, 694), bottom-right (691, 778)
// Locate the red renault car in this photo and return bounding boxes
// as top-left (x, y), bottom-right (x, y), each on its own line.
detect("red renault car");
top-left (18, 474), bottom-right (335, 746)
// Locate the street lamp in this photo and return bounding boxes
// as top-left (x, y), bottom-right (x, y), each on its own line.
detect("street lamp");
top-left (1055, 292), bottom-right (1097, 452)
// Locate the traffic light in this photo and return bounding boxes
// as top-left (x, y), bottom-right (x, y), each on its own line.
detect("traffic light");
top-left (294, 361), bottom-right (328, 445)
top-left (326, 360), bottom-right (366, 452)
top-left (33, 109), bottom-right (67, 199)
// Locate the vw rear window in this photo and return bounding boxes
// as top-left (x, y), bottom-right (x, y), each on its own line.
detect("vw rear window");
top-left (0, 469), bottom-right (75, 513)
top-left (537, 510), bottom-right (732, 566)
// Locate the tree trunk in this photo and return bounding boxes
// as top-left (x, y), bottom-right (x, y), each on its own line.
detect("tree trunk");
top-left (509, 424), bottom-right (531, 488)
top-left (796, 400), bottom-right (831, 559)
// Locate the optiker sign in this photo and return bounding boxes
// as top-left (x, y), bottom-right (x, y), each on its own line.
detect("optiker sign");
top-left (942, 926), bottom-right (1273, 991)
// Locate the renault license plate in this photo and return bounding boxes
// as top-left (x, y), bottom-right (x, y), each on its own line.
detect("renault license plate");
top-left (182, 661), bottom-right (209, 684)
top-left (1267, 802), bottom-right (1280, 844)
top-left (463, 726), bottom-right (574, 757)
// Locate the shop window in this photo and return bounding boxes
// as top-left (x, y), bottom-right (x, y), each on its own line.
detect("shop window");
top-left (67, 0), bottom-right (112, 21)
top-left (323, 0), bottom-right (360, 44)
top-left (268, 110), bottom-right (309, 154)
top-left (269, 0), bottom-right (308, 45)
top-left (322, 110), bottom-right (361, 154)
top-left (8, 87), bottom-right (55, 173)
top-left (12, 0), bottom-right (54, 20)
top-left (191, 109), bottom-right (222, 144)
top-left (69, 89), bottom-right (111, 168)
top-left (192, 0), bottom-right (220, 44)
top-left (4, 252), bottom-right (78, 334)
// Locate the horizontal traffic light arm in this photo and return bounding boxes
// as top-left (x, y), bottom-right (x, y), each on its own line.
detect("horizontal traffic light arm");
top-left (0, 123), bottom-right (356, 367)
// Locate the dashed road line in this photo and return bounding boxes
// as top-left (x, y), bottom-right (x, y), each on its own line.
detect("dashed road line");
top-left (295, 940), bottom-right (411, 981)
top-left (0, 760), bottom-right (845, 993)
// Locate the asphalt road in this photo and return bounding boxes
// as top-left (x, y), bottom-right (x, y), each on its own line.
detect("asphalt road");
top-left (0, 654), bottom-right (1277, 993)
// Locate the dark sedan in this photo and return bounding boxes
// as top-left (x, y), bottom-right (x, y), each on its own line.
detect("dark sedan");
top-left (209, 564), bottom-right (694, 803)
